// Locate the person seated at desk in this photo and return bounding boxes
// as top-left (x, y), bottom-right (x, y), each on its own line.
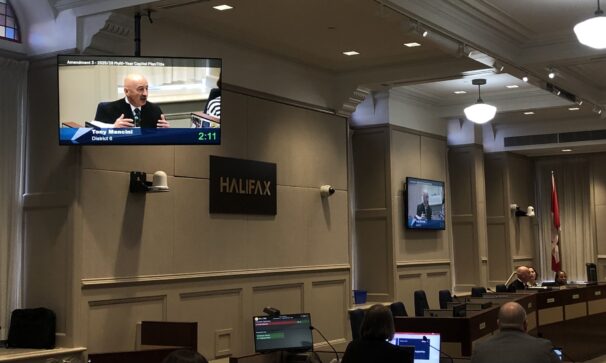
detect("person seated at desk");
top-left (507, 266), bottom-right (530, 291)
top-left (528, 266), bottom-right (539, 287)
top-left (162, 349), bottom-right (208, 363)
top-left (341, 304), bottom-right (413, 363)
top-left (415, 191), bottom-right (432, 221)
top-left (94, 74), bottom-right (170, 128)
top-left (471, 302), bottom-right (560, 363)
top-left (555, 270), bottom-right (568, 286)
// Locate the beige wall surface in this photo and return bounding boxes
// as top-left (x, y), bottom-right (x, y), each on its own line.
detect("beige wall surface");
top-left (25, 53), bottom-right (351, 357)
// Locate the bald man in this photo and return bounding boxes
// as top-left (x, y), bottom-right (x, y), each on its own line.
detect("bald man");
top-left (94, 74), bottom-right (169, 128)
top-left (508, 265), bottom-right (530, 292)
top-left (471, 302), bottom-right (560, 363)
top-left (415, 191), bottom-right (432, 220)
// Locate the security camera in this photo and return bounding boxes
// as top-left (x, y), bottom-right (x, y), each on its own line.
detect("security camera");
top-left (320, 185), bottom-right (335, 197)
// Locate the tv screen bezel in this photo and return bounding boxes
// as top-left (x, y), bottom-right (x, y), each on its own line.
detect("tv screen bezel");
top-left (404, 177), bottom-right (446, 231)
top-left (57, 54), bottom-right (222, 146)
top-left (252, 312), bottom-right (313, 353)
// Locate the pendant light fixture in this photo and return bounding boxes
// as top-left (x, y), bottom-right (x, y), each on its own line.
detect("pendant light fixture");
top-left (463, 79), bottom-right (497, 124)
top-left (574, 0), bottom-right (606, 49)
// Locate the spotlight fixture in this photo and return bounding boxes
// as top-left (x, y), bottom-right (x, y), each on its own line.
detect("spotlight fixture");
top-left (463, 79), bottom-right (497, 124)
top-left (574, 0), bottom-right (606, 49)
top-left (562, 149), bottom-right (573, 152)
top-left (493, 61), bottom-right (505, 73)
top-left (548, 69), bottom-right (556, 79)
top-left (524, 111), bottom-right (535, 115)
top-left (576, 98), bottom-right (584, 106)
top-left (413, 22), bottom-right (429, 38)
top-left (522, 76), bottom-right (529, 82)
top-left (213, 4), bottom-right (233, 11)
top-left (343, 50), bottom-right (360, 56)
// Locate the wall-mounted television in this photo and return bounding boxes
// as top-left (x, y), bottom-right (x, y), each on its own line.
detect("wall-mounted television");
top-left (405, 177), bottom-right (445, 230)
top-left (58, 54), bottom-right (221, 145)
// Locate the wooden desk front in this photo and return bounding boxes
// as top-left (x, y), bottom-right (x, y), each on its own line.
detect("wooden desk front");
top-left (395, 285), bottom-right (606, 358)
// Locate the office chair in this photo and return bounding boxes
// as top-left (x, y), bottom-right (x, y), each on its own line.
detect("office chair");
top-left (496, 284), bottom-right (507, 292)
top-left (390, 301), bottom-right (408, 317)
top-left (471, 287), bottom-right (487, 297)
top-left (348, 309), bottom-right (365, 340)
top-left (438, 290), bottom-right (453, 309)
top-left (414, 290), bottom-right (430, 317)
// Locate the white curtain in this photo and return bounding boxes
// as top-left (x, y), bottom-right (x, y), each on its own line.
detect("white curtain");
top-left (536, 157), bottom-right (595, 283)
top-left (0, 56), bottom-right (27, 338)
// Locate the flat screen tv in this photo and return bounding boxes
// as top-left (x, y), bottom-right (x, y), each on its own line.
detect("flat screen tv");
top-left (58, 54), bottom-right (222, 145)
top-left (253, 313), bottom-right (313, 353)
top-left (405, 177), bottom-right (445, 230)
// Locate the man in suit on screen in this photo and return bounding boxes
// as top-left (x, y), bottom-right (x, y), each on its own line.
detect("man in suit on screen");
top-left (94, 74), bottom-right (170, 128)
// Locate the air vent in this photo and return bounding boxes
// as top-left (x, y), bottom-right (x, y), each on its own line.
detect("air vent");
top-left (504, 134), bottom-right (558, 147)
top-left (504, 129), bottom-right (606, 147)
top-left (559, 129), bottom-right (606, 143)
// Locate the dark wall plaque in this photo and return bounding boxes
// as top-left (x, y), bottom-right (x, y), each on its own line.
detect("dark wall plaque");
top-left (209, 155), bottom-right (277, 215)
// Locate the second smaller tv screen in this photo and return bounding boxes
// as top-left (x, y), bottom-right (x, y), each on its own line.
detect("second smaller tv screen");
top-left (405, 177), bottom-right (445, 230)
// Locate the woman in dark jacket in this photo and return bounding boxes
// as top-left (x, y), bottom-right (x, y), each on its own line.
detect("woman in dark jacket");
top-left (342, 304), bottom-right (413, 363)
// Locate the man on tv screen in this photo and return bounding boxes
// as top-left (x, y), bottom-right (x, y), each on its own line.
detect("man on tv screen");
top-left (94, 74), bottom-right (170, 128)
top-left (415, 191), bottom-right (432, 220)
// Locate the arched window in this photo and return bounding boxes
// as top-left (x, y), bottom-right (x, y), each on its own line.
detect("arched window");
top-left (0, 0), bottom-right (20, 42)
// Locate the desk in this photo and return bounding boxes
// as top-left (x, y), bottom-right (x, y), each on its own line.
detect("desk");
top-left (395, 284), bottom-right (606, 359)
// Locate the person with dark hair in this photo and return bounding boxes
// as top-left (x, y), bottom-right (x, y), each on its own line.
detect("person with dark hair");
top-left (555, 270), bottom-right (568, 286)
top-left (528, 266), bottom-right (538, 287)
top-left (471, 302), bottom-right (560, 363)
top-left (161, 349), bottom-right (208, 363)
top-left (342, 304), bottom-right (413, 363)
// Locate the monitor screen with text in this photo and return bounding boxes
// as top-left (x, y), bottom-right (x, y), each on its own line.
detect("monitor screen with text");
top-left (253, 313), bottom-right (313, 353)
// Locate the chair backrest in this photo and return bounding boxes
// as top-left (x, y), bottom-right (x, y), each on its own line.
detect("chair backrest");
top-left (414, 290), bottom-right (430, 317)
top-left (390, 301), bottom-right (408, 317)
top-left (438, 290), bottom-right (453, 309)
top-left (471, 287), bottom-right (487, 297)
top-left (348, 309), bottom-right (366, 340)
top-left (496, 284), bottom-right (507, 292)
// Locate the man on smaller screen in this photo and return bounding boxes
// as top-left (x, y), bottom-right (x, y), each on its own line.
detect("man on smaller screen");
top-left (94, 74), bottom-right (170, 128)
top-left (415, 191), bottom-right (432, 220)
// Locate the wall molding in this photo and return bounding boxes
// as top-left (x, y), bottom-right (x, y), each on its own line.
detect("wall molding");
top-left (397, 259), bottom-right (451, 267)
top-left (88, 294), bottom-right (166, 307)
top-left (82, 264), bottom-right (350, 288)
top-left (512, 256), bottom-right (534, 262)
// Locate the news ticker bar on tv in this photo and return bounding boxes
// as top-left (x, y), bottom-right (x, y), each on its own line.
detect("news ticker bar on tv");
top-left (59, 128), bottom-right (221, 145)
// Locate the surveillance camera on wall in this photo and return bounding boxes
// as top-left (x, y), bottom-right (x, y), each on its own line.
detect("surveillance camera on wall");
top-left (320, 185), bottom-right (335, 198)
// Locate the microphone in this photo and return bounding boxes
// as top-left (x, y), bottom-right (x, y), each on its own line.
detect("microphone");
top-left (310, 325), bottom-right (339, 363)
top-left (422, 336), bottom-right (454, 363)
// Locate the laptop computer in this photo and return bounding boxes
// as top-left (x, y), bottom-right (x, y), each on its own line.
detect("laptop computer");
top-left (390, 332), bottom-right (441, 363)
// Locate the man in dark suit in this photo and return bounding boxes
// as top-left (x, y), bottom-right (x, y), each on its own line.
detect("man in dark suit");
top-left (94, 74), bottom-right (170, 128)
top-left (507, 266), bottom-right (530, 291)
top-left (471, 302), bottom-right (560, 363)
top-left (415, 191), bottom-right (432, 220)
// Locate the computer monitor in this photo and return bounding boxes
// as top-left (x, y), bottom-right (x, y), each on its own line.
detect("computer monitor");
top-left (390, 332), bottom-right (441, 363)
top-left (253, 313), bottom-right (313, 353)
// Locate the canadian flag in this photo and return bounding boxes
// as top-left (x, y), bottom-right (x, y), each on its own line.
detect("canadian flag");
top-left (551, 172), bottom-right (561, 272)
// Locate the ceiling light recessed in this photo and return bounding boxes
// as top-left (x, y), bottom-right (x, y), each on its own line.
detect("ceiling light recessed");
top-left (213, 4), bottom-right (233, 11)
top-left (562, 149), bottom-right (573, 152)
top-left (453, 90), bottom-right (467, 94)
top-left (404, 42), bottom-right (421, 47)
top-left (343, 51), bottom-right (360, 56)
top-left (548, 70), bottom-right (556, 79)
top-left (522, 76), bottom-right (529, 82)
top-left (506, 85), bottom-right (519, 89)
top-left (524, 111), bottom-right (535, 115)
top-left (568, 107), bottom-right (580, 111)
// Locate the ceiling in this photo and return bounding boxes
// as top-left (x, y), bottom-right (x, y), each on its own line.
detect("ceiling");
top-left (116, 0), bottom-right (606, 154)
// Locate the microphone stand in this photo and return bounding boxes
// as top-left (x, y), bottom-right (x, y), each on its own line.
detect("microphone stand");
top-left (423, 336), bottom-right (454, 363)
top-left (310, 326), bottom-right (339, 363)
